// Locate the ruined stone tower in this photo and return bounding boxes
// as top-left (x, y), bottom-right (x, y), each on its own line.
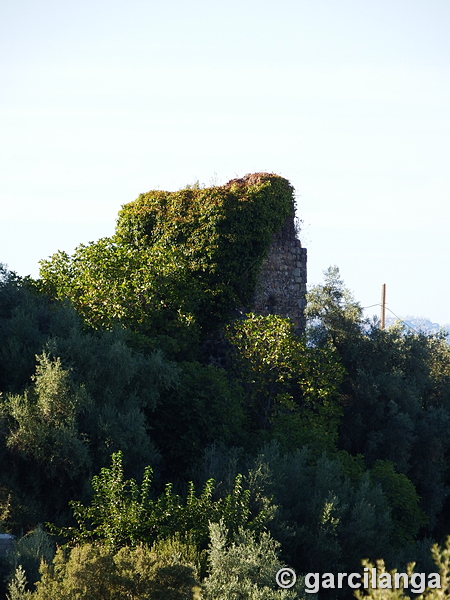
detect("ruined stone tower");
top-left (224, 172), bottom-right (307, 333)
top-left (116, 171), bottom-right (307, 334)
top-left (251, 210), bottom-right (307, 333)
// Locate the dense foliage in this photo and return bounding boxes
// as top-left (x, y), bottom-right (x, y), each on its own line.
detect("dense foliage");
top-left (38, 174), bottom-right (295, 344)
top-left (2, 176), bottom-right (450, 597)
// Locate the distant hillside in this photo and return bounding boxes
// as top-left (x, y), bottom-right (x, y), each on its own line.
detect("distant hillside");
top-left (385, 314), bottom-right (450, 336)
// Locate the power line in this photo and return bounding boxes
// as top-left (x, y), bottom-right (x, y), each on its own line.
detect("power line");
top-left (384, 306), bottom-right (421, 334)
top-left (362, 302), bottom-right (421, 333)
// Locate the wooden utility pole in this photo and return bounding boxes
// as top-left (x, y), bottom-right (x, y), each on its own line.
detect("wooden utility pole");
top-left (380, 283), bottom-right (386, 329)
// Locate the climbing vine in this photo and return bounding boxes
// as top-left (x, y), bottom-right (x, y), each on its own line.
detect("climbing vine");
top-left (39, 173), bottom-right (296, 337)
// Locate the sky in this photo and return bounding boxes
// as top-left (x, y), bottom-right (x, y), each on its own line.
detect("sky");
top-left (1, 0), bottom-right (450, 324)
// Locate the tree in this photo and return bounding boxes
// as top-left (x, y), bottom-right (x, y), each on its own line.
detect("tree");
top-left (202, 521), bottom-right (302, 600)
top-left (225, 314), bottom-right (344, 452)
top-left (5, 525), bottom-right (55, 595)
top-left (4, 352), bottom-right (90, 478)
top-left (62, 451), bottom-right (273, 552)
top-left (6, 565), bottom-right (32, 600)
top-left (370, 460), bottom-right (427, 547)
top-left (245, 444), bottom-right (393, 575)
top-left (306, 265), bottom-right (363, 347)
top-left (35, 541), bottom-right (200, 600)
top-left (307, 267), bottom-right (450, 536)
top-left (38, 239), bottom-right (202, 352)
top-left (150, 361), bottom-right (244, 478)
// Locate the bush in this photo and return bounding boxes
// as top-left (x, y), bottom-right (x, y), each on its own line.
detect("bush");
top-left (34, 540), bottom-right (200, 600)
top-left (202, 520), bottom-right (303, 600)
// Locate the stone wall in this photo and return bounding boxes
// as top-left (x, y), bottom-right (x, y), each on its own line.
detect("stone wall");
top-left (252, 214), bottom-right (307, 333)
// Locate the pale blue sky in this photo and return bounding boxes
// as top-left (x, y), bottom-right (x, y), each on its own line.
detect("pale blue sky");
top-left (1, 0), bottom-right (450, 323)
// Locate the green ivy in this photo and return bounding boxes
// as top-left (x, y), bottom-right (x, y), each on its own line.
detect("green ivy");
top-left (39, 174), bottom-right (296, 337)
